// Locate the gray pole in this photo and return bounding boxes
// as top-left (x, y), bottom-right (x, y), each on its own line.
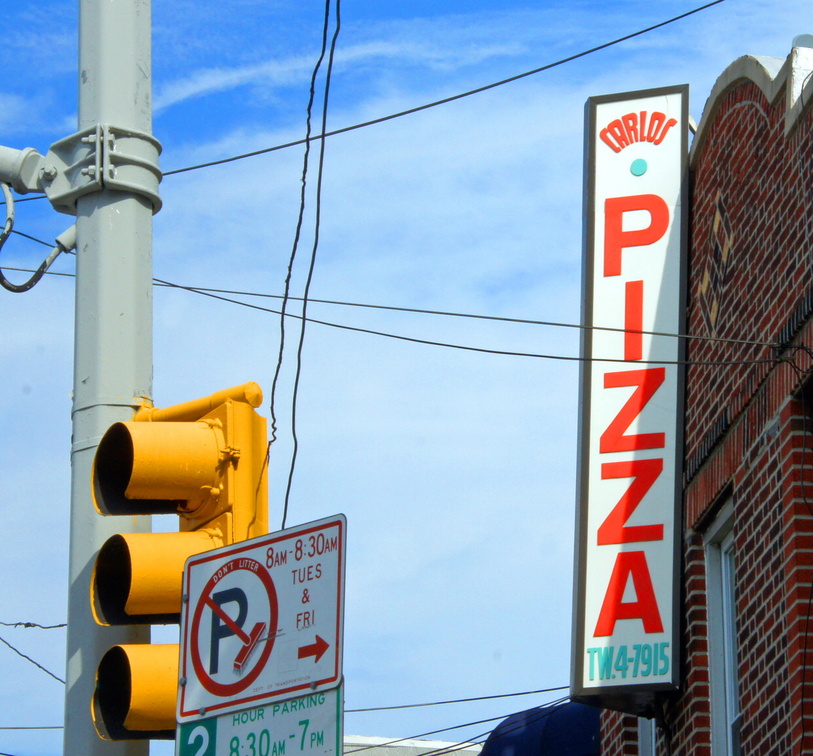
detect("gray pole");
top-left (64, 0), bottom-right (156, 753)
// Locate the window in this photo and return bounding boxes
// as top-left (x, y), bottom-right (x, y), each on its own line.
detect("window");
top-left (705, 501), bottom-right (741, 755)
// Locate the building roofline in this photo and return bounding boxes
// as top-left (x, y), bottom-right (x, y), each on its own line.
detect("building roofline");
top-left (690, 47), bottom-right (813, 164)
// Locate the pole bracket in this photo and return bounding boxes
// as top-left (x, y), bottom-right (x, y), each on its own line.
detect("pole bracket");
top-left (41, 124), bottom-right (162, 215)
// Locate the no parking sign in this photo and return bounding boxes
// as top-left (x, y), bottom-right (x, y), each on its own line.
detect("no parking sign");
top-left (177, 515), bottom-right (346, 722)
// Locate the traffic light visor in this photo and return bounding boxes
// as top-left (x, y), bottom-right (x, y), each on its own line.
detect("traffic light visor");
top-left (94, 644), bottom-right (177, 740)
top-left (93, 420), bottom-right (224, 515)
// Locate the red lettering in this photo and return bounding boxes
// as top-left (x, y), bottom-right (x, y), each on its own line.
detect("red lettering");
top-left (600, 368), bottom-right (666, 453)
top-left (608, 120), bottom-right (629, 149)
top-left (594, 551), bottom-right (664, 636)
top-left (646, 112), bottom-right (665, 142)
top-left (597, 458), bottom-right (664, 544)
top-left (599, 127), bottom-right (622, 153)
top-left (621, 113), bottom-right (638, 143)
top-left (600, 111), bottom-right (679, 152)
top-left (604, 194), bottom-right (670, 277)
top-left (653, 117), bottom-right (678, 145)
top-left (624, 279), bottom-right (644, 361)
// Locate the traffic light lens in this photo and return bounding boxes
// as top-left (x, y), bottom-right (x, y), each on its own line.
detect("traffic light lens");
top-left (93, 531), bottom-right (221, 625)
top-left (95, 645), bottom-right (176, 740)
top-left (95, 535), bottom-right (132, 625)
top-left (96, 646), bottom-right (132, 739)
top-left (94, 423), bottom-right (137, 515)
top-left (95, 422), bottom-right (181, 515)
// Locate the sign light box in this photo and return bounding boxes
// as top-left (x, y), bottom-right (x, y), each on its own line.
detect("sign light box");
top-left (572, 85), bottom-right (687, 716)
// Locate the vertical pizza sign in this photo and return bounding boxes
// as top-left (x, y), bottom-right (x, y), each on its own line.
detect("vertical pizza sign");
top-left (572, 85), bottom-right (687, 713)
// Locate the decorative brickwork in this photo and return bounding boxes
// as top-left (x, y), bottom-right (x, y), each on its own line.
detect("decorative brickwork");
top-left (597, 51), bottom-right (813, 754)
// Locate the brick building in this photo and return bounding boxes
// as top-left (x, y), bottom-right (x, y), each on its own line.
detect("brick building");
top-left (600, 41), bottom-right (813, 755)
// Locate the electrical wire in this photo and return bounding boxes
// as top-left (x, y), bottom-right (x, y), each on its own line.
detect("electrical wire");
top-left (0, 184), bottom-right (72, 293)
top-left (1, 251), bottom-right (782, 366)
top-left (0, 694), bottom-right (572, 747)
top-left (0, 634), bottom-right (64, 684)
top-left (3, 253), bottom-right (780, 351)
top-left (271, 0), bottom-right (333, 517)
top-left (417, 701), bottom-right (572, 756)
top-left (0, 3), bottom-right (727, 188)
top-left (0, 621), bottom-right (65, 629)
top-left (147, 275), bottom-right (778, 366)
top-left (345, 696), bottom-right (570, 755)
top-left (163, 0), bottom-right (725, 177)
top-left (346, 684), bottom-right (568, 713)
top-left (0, 687), bottom-right (569, 733)
top-left (280, 0), bottom-right (341, 531)
top-left (162, 279), bottom-right (775, 366)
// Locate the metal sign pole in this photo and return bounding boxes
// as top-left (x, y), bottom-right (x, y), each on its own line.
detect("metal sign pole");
top-left (64, 0), bottom-right (158, 752)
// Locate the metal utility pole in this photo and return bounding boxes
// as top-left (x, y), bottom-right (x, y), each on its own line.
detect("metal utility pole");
top-left (0, 0), bottom-right (159, 751)
top-left (64, 0), bottom-right (160, 752)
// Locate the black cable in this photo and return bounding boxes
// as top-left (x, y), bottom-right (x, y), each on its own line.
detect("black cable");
top-left (163, 0), bottom-right (725, 177)
top-left (0, 634), bottom-right (64, 684)
top-left (346, 684), bottom-right (568, 713)
top-left (150, 276), bottom-right (779, 367)
top-left (0, 621), bottom-right (65, 629)
top-left (282, 0), bottom-right (341, 530)
top-left (268, 2), bottom-right (327, 453)
top-left (0, 185), bottom-right (63, 294)
top-left (11, 229), bottom-right (54, 247)
top-left (5, 255), bottom-right (780, 351)
top-left (1, 252), bottom-right (780, 366)
top-left (269, 0), bottom-right (332, 462)
top-left (345, 696), bottom-right (570, 755)
top-left (418, 700), bottom-right (571, 756)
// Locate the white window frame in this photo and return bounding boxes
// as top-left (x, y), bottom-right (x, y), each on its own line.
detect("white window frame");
top-left (705, 500), bottom-right (741, 755)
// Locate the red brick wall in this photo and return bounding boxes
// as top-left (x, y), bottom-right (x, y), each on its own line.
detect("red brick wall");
top-left (599, 71), bottom-right (813, 754)
top-left (602, 712), bottom-right (640, 754)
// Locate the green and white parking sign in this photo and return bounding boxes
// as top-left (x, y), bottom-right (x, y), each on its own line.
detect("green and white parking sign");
top-left (177, 686), bottom-right (343, 756)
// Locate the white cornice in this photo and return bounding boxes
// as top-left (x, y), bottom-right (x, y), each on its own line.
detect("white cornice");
top-left (690, 49), bottom-right (813, 164)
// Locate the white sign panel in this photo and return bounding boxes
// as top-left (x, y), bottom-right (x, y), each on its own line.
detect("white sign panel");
top-left (176, 686), bottom-right (343, 756)
top-left (178, 515), bottom-right (346, 722)
top-left (572, 86), bottom-right (686, 713)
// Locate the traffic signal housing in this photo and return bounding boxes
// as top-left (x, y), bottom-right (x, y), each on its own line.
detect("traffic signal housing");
top-left (90, 382), bottom-right (269, 740)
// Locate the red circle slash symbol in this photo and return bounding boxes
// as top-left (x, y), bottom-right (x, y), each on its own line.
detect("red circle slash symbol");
top-left (190, 558), bottom-right (279, 697)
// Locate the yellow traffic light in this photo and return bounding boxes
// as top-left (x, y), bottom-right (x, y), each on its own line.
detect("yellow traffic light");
top-left (90, 382), bottom-right (269, 741)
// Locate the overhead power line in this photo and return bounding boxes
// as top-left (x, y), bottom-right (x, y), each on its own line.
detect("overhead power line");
top-left (0, 634), bottom-right (64, 684)
top-left (346, 684), bottom-right (569, 713)
top-left (274, 0), bottom-right (342, 531)
top-left (154, 277), bottom-right (778, 367)
top-left (344, 696), bottom-right (571, 754)
top-left (0, 258), bottom-right (781, 365)
top-left (0, 3), bottom-right (726, 188)
top-left (0, 685), bottom-right (568, 732)
top-left (1, 253), bottom-right (780, 352)
top-left (163, 0), bottom-right (725, 176)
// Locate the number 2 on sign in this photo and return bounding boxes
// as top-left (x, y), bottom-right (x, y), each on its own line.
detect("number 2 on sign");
top-left (187, 725), bottom-right (210, 756)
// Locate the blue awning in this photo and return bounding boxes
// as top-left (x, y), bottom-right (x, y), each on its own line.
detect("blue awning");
top-left (480, 702), bottom-right (600, 756)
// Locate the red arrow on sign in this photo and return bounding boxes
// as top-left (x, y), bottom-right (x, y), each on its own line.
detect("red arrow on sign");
top-left (298, 635), bottom-right (329, 663)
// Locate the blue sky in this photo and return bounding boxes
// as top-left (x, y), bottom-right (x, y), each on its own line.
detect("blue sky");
top-left (0, 0), bottom-right (810, 754)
